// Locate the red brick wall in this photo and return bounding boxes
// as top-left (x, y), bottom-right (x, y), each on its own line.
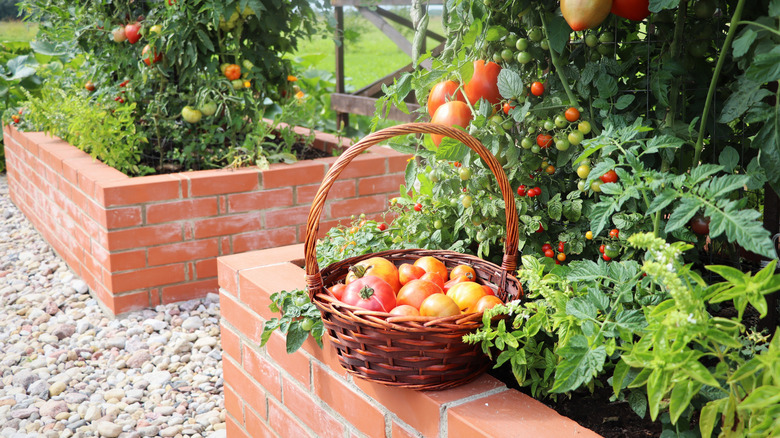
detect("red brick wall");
top-left (218, 245), bottom-right (602, 438)
top-left (3, 125), bottom-right (408, 314)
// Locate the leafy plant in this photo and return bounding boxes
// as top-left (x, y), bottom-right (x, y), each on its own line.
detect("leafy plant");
top-left (260, 289), bottom-right (324, 353)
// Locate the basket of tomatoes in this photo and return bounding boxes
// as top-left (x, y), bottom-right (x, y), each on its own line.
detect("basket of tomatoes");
top-left (304, 123), bottom-right (522, 391)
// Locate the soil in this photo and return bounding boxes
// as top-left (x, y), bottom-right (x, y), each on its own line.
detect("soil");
top-left (488, 364), bottom-right (663, 438)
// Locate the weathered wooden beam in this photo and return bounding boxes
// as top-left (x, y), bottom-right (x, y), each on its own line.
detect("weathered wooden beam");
top-left (331, 0), bottom-right (442, 6)
top-left (331, 93), bottom-right (420, 122)
top-left (334, 6), bottom-right (348, 130)
top-left (374, 7), bottom-right (446, 43)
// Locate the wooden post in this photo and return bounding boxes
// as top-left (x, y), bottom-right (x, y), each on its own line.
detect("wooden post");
top-left (334, 6), bottom-right (348, 130)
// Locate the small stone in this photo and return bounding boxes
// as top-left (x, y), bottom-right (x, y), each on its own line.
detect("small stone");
top-left (106, 336), bottom-right (127, 350)
top-left (180, 316), bottom-right (203, 331)
top-left (144, 371), bottom-right (171, 387)
top-left (51, 324), bottom-right (76, 340)
top-left (84, 405), bottom-right (101, 422)
top-left (12, 369), bottom-right (38, 390)
top-left (126, 350), bottom-right (151, 369)
top-left (136, 426), bottom-right (159, 437)
top-left (40, 400), bottom-right (68, 418)
top-left (45, 300), bottom-right (60, 315)
top-left (96, 421), bottom-right (123, 438)
top-left (27, 379), bottom-right (49, 398)
top-left (159, 425), bottom-right (182, 437)
top-left (11, 406), bottom-right (38, 419)
top-left (62, 392), bottom-right (88, 404)
top-left (193, 336), bottom-right (217, 349)
top-left (142, 319), bottom-right (167, 332)
top-left (153, 406), bottom-right (175, 416)
top-left (71, 280), bottom-right (89, 294)
top-left (49, 381), bottom-right (67, 397)
top-left (104, 388), bottom-right (125, 402)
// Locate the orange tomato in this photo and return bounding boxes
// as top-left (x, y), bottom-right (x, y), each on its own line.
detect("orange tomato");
top-left (396, 279), bottom-right (442, 309)
top-left (413, 256), bottom-right (448, 284)
top-left (450, 264), bottom-right (476, 281)
top-left (398, 263), bottom-right (426, 285)
top-left (481, 284), bottom-right (495, 296)
top-left (446, 281), bottom-right (487, 311)
top-left (389, 304), bottom-right (420, 317)
top-left (468, 295), bottom-right (503, 313)
top-left (420, 293), bottom-right (460, 317)
top-left (224, 64), bottom-right (241, 80)
top-left (346, 257), bottom-right (401, 293)
top-left (420, 272), bottom-right (444, 290)
top-left (443, 275), bottom-right (470, 293)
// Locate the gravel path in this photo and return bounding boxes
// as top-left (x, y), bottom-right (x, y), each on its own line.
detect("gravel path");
top-left (0, 173), bottom-right (226, 438)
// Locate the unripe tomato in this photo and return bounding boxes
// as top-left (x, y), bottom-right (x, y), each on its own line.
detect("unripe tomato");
top-left (578, 120), bottom-right (592, 134)
top-left (578, 180), bottom-right (587, 191)
top-left (199, 101), bottom-right (217, 117)
top-left (568, 130), bottom-right (585, 145)
top-left (576, 165), bottom-right (591, 179)
top-left (530, 81), bottom-right (545, 96)
top-left (430, 101), bottom-right (473, 146)
top-left (461, 194), bottom-right (474, 208)
top-left (604, 244), bottom-right (620, 259)
top-left (224, 64), bottom-right (241, 80)
top-left (464, 60), bottom-right (502, 106)
top-left (555, 138), bottom-right (570, 151)
top-left (528, 27), bottom-right (543, 42)
top-left (231, 79), bottom-right (244, 90)
top-left (560, 0), bottom-right (612, 31)
top-left (181, 106), bottom-right (202, 123)
top-left (591, 180), bottom-right (602, 192)
top-left (142, 44), bottom-right (162, 66)
top-left (516, 38), bottom-right (529, 51)
top-left (521, 137), bottom-right (534, 149)
top-left (149, 24), bottom-right (163, 34)
top-left (389, 305), bottom-right (420, 317)
top-left (427, 80), bottom-right (465, 117)
top-left (516, 51), bottom-right (532, 64)
top-left (545, 165), bottom-right (556, 175)
top-left (112, 26), bottom-right (127, 42)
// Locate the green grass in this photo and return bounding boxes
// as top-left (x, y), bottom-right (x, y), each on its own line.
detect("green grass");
top-left (0, 20), bottom-right (37, 42)
top-left (294, 11), bottom-right (444, 91)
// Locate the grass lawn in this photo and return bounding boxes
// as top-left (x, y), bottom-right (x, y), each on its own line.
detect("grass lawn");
top-left (0, 20), bottom-right (37, 42)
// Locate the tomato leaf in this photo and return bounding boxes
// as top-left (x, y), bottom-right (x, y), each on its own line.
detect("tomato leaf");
top-left (665, 197), bottom-right (701, 234)
top-left (497, 69), bottom-right (524, 100)
top-left (719, 77), bottom-right (772, 123)
top-left (544, 12), bottom-right (570, 55)
top-left (615, 94), bottom-right (635, 110)
top-left (649, 0), bottom-right (680, 12)
top-left (718, 146), bottom-right (740, 172)
top-left (746, 46), bottom-right (780, 84)
top-left (595, 74), bottom-right (618, 99)
top-left (732, 28), bottom-right (757, 58)
top-left (551, 335), bottom-right (606, 393)
top-left (628, 389), bottom-right (648, 419)
top-left (485, 25), bottom-right (507, 42)
top-left (547, 193), bottom-right (562, 221)
top-left (755, 107), bottom-right (780, 195)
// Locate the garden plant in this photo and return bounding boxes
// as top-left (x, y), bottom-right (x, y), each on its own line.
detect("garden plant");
top-left (267, 0), bottom-right (780, 436)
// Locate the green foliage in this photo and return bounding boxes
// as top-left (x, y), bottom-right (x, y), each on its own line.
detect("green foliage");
top-left (260, 289), bottom-right (324, 353)
top-left (16, 0), bottom-right (326, 175)
top-left (316, 215), bottom-right (395, 269)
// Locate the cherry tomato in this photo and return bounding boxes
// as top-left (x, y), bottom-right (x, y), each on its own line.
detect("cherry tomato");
top-left (591, 180), bottom-right (602, 192)
top-left (517, 185), bottom-right (527, 196)
top-left (555, 138), bottom-right (570, 151)
top-left (503, 102), bottom-right (515, 115)
top-left (461, 195), bottom-right (474, 208)
top-left (609, 228), bottom-right (620, 239)
top-left (578, 121), bottom-right (592, 134)
top-left (431, 101), bottom-right (473, 146)
top-left (585, 231), bottom-right (593, 240)
top-left (142, 44), bottom-right (162, 66)
top-left (420, 293), bottom-right (460, 317)
top-left (558, 241), bottom-right (565, 252)
top-left (565, 107), bottom-right (580, 122)
top-left (530, 81), bottom-right (545, 96)
top-left (536, 134), bottom-right (553, 148)
top-left (568, 130), bottom-right (585, 145)
top-left (691, 216), bottom-right (710, 235)
top-left (545, 165), bottom-right (556, 175)
top-left (537, 223), bottom-right (545, 233)
top-left (427, 80), bottom-right (466, 117)
top-left (576, 165), bottom-right (591, 179)
top-left (414, 203), bottom-right (422, 211)
top-left (459, 168), bottom-right (472, 180)
top-left (516, 51), bottom-right (533, 64)
top-left (600, 170), bottom-right (619, 184)
top-left (84, 81), bottom-right (96, 92)
top-left (603, 254), bottom-right (612, 261)
top-left (611, 0), bottom-right (650, 21)
top-left (557, 253), bottom-right (567, 262)
top-left (599, 244), bottom-right (606, 254)
top-left (604, 244), bottom-right (620, 258)
top-left (542, 243), bottom-right (553, 252)
top-left (544, 249), bottom-right (555, 258)
top-left (377, 223), bottom-right (388, 231)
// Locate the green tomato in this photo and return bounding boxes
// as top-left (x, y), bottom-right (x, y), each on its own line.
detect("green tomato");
top-left (604, 244), bottom-right (620, 258)
top-left (521, 137), bottom-right (534, 149)
top-left (490, 115), bottom-right (504, 125)
top-left (459, 167), bottom-right (472, 180)
top-left (300, 318), bottom-right (314, 331)
top-left (576, 165), bottom-right (591, 179)
top-left (231, 79), bottom-right (244, 90)
top-left (599, 32), bottom-right (615, 43)
top-left (516, 51), bottom-right (532, 64)
top-left (543, 120), bottom-right (555, 131)
top-left (568, 130), bottom-right (585, 146)
top-left (554, 115), bottom-right (568, 128)
top-left (242, 59), bottom-right (255, 70)
top-left (597, 43), bottom-right (613, 56)
top-left (528, 28), bottom-right (543, 42)
top-left (590, 180), bottom-right (602, 192)
top-left (181, 106), bottom-right (202, 123)
top-left (578, 121), bottom-right (592, 134)
top-left (505, 34), bottom-right (518, 48)
top-left (577, 180), bottom-right (587, 191)
top-left (555, 138), bottom-right (570, 151)
top-left (585, 34), bottom-right (599, 48)
top-left (501, 49), bottom-right (514, 61)
top-left (493, 52), bottom-right (503, 63)
top-left (199, 101), bottom-right (217, 117)
top-left (461, 195), bottom-right (474, 208)
top-left (540, 39), bottom-right (549, 51)
top-left (531, 145), bottom-right (541, 154)
top-left (502, 119), bottom-right (514, 131)
top-left (515, 38), bottom-right (529, 51)
top-left (434, 219), bottom-right (443, 229)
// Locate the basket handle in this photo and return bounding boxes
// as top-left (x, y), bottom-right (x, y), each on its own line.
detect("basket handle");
top-left (304, 122), bottom-right (519, 293)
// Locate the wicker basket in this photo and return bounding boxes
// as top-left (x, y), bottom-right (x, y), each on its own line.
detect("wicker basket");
top-left (304, 123), bottom-right (522, 391)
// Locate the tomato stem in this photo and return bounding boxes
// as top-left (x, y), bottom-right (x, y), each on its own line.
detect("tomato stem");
top-left (539, 11), bottom-right (578, 108)
top-left (358, 285), bottom-right (376, 300)
top-left (693, 0), bottom-right (747, 168)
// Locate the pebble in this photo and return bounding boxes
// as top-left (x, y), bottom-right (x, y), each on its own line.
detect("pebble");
top-left (0, 174), bottom-right (225, 437)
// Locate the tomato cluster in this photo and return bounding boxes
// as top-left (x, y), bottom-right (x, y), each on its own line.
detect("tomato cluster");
top-left (327, 255), bottom-right (503, 317)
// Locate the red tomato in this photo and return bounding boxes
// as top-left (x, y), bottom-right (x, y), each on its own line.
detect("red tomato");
top-left (537, 133), bottom-right (553, 148)
top-left (542, 243), bottom-right (553, 252)
top-left (450, 264), bottom-right (476, 281)
top-left (329, 283), bottom-right (346, 300)
top-left (600, 170), bottom-right (619, 184)
top-left (389, 305), bottom-right (420, 317)
top-left (599, 244), bottom-right (606, 254)
top-left (481, 284), bottom-right (495, 296)
top-left (565, 107), bottom-right (580, 122)
top-left (468, 295), bottom-right (503, 313)
top-left (420, 272), bottom-right (445, 290)
top-left (611, 0), bottom-right (651, 21)
top-left (124, 23), bottom-right (141, 44)
top-left (517, 185), bottom-right (527, 196)
top-left (224, 64), bottom-right (241, 81)
top-left (398, 263), bottom-right (426, 285)
top-left (346, 257), bottom-right (401, 293)
top-left (420, 293), bottom-right (460, 317)
top-left (544, 249), bottom-right (555, 258)
top-left (530, 81), bottom-right (545, 96)
top-left (447, 282), bottom-right (487, 311)
top-left (443, 275), bottom-right (470, 293)
top-left (558, 241), bottom-right (565, 252)
top-left (691, 216), bottom-right (710, 235)
top-left (341, 276), bottom-right (396, 312)
top-left (427, 80), bottom-right (465, 117)
top-left (414, 203), bottom-right (423, 211)
top-left (464, 60), bottom-right (502, 106)
top-left (142, 44), bottom-right (162, 66)
top-left (396, 279), bottom-right (442, 309)
top-left (413, 256), bottom-right (449, 286)
top-left (560, 0), bottom-right (612, 31)
top-left (377, 223), bottom-right (388, 231)
top-left (503, 102), bottom-right (515, 115)
top-left (430, 101), bottom-right (472, 146)
top-left (609, 228), bottom-right (620, 239)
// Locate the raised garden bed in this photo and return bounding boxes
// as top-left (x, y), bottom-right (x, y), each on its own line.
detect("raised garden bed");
top-left (3, 124), bottom-right (409, 315)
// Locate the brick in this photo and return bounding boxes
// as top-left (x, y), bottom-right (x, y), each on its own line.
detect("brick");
top-left (220, 292), bottom-right (264, 342)
top-left (296, 180), bottom-right (356, 205)
top-left (327, 195), bottom-right (386, 219)
top-left (224, 383), bottom-right (243, 424)
top-left (245, 405), bottom-right (274, 437)
top-left (266, 331), bottom-right (311, 388)
top-left (220, 322), bottom-right (242, 362)
top-left (357, 173), bottom-right (405, 196)
top-left (228, 188), bottom-right (293, 213)
top-left (240, 263), bottom-right (307, 321)
top-left (243, 344), bottom-right (282, 402)
top-left (111, 291), bottom-right (151, 315)
top-left (146, 198), bottom-right (218, 224)
top-left (109, 264), bottom-right (186, 293)
top-left (102, 206), bottom-right (143, 229)
top-left (39, 141), bottom-right (85, 173)
top-left (268, 398), bottom-right (313, 438)
top-left (448, 389), bottom-right (601, 438)
top-left (186, 169), bottom-right (260, 197)
top-left (265, 205), bottom-right (316, 230)
top-left (312, 362), bottom-right (386, 437)
top-left (223, 356), bottom-right (267, 418)
top-left (148, 239), bottom-right (219, 266)
top-left (195, 258), bottom-right (218, 279)
top-left (97, 175), bottom-right (181, 207)
top-left (226, 415), bottom-right (251, 438)
top-left (161, 278), bottom-right (218, 304)
top-left (263, 161), bottom-right (326, 189)
top-left (232, 228), bottom-right (297, 253)
top-left (282, 376), bottom-right (345, 438)
top-left (193, 212), bottom-right (263, 239)
top-left (61, 157), bottom-right (94, 186)
top-left (355, 374), bottom-right (505, 438)
top-left (333, 153), bottom-right (387, 179)
top-left (391, 421), bottom-right (419, 438)
top-left (106, 223), bottom-right (182, 251)
top-left (79, 162), bottom-right (127, 198)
